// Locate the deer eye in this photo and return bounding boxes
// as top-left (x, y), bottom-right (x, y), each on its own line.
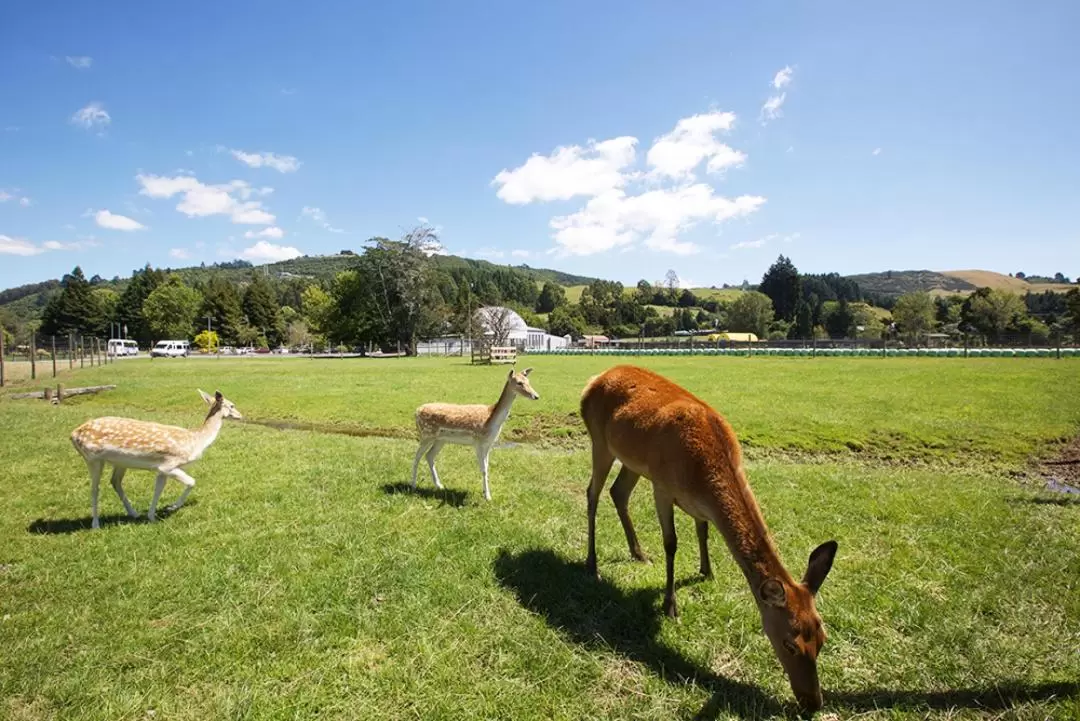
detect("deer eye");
top-left (782, 639), bottom-right (798, 655)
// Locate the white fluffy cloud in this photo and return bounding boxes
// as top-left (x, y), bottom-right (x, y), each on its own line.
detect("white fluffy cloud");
top-left (71, 102), bottom-right (110, 130)
top-left (510, 249), bottom-right (532, 258)
top-left (494, 110), bottom-right (764, 256)
top-left (646, 112), bottom-right (744, 179)
top-left (492, 136), bottom-right (637, 204)
top-left (761, 66), bottom-right (794, 124)
top-left (169, 248), bottom-right (191, 260)
top-left (1, 234), bottom-right (96, 255)
top-left (0, 235), bottom-right (44, 256)
top-left (240, 240), bottom-right (302, 262)
top-left (300, 206), bottom-right (344, 233)
top-left (95, 210), bottom-right (146, 231)
top-left (760, 93), bottom-right (786, 123)
top-left (244, 226), bottom-right (285, 240)
top-left (66, 56), bottom-right (93, 70)
top-left (137, 174), bottom-right (276, 225)
top-left (230, 149), bottom-right (300, 173)
top-left (773, 66), bottom-right (793, 89)
top-left (872, 147), bottom-right (882, 156)
top-left (552, 186), bottom-right (764, 257)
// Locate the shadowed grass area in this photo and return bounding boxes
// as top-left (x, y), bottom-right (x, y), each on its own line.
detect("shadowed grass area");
top-left (1, 356), bottom-right (1078, 719)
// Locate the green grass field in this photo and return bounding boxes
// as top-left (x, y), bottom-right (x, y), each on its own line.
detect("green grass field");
top-left (2, 356), bottom-right (1079, 720)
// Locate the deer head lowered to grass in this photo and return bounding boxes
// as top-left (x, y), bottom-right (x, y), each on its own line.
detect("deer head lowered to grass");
top-left (411, 367), bottom-right (540, 501)
top-left (579, 365), bottom-right (838, 712)
top-left (70, 389), bottom-right (242, 529)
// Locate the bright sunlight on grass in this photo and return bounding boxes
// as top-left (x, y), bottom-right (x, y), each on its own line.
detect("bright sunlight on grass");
top-left (1, 356), bottom-right (1078, 719)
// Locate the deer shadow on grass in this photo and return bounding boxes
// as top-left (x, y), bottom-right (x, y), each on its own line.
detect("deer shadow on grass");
top-left (494, 548), bottom-right (1080, 720)
top-left (493, 548), bottom-right (784, 719)
top-left (27, 502), bottom-right (193, 535)
top-left (380, 482), bottom-right (469, 508)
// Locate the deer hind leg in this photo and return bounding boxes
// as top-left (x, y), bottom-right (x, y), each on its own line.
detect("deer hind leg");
top-left (476, 445), bottom-right (492, 501)
top-left (148, 472), bottom-right (169, 522)
top-left (87, 459), bottom-right (105, 530)
top-left (411, 437), bottom-right (434, 489)
top-left (426, 441), bottom-right (445, 489)
top-left (584, 443), bottom-right (616, 579)
top-left (696, 519), bottom-right (712, 578)
top-left (610, 466), bottom-right (648, 563)
top-left (110, 466), bottom-right (139, 518)
top-left (653, 488), bottom-right (679, 618)
top-left (166, 468), bottom-right (196, 512)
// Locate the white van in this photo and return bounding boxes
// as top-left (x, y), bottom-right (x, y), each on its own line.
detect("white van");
top-left (151, 340), bottom-right (190, 358)
top-left (107, 339), bottom-right (140, 357)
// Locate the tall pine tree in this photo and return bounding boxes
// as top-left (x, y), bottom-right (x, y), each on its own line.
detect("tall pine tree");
top-left (115, 265), bottom-right (166, 345)
top-left (759, 255), bottom-right (802, 323)
top-left (200, 275), bottom-right (246, 345)
top-left (243, 273), bottom-right (285, 347)
top-left (40, 266), bottom-right (103, 337)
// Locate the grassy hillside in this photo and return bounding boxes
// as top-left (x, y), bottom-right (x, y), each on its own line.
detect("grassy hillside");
top-left (941, 269), bottom-right (1075, 293)
top-left (850, 268), bottom-right (1076, 297)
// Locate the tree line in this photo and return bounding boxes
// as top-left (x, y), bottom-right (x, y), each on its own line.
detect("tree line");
top-left (3, 228), bottom-right (1079, 354)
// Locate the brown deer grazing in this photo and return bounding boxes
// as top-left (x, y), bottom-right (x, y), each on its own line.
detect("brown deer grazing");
top-left (580, 365), bottom-right (838, 712)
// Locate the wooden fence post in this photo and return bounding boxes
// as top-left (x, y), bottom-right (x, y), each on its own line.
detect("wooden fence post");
top-left (80, 337), bottom-right (85, 369)
top-left (68, 334), bottom-right (74, 369)
top-left (52, 336), bottom-right (57, 377)
top-left (0, 327), bottom-right (5, 387)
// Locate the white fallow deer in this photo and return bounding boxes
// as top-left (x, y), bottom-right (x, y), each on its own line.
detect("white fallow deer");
top-left (580, 365), bottom-right (838, 713)
top-left (70, 389), bottom-right (242, 529)
top-left (411, 367), bottom-right (540, 500)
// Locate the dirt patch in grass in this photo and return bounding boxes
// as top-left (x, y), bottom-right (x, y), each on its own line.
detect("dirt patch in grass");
top-left (1034, 433), bottom-right (1080, 493)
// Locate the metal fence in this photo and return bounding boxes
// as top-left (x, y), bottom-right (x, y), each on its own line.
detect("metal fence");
top-left (0, 332), bottom-right (114, 387)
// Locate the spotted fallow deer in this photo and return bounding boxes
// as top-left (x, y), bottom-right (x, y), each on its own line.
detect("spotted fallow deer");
top-left (580, 365), bottom-right (838, 712)
top-left (411, 367), bottom-right (540, 500)
top-left (70, 390), bottom-right (242, 529)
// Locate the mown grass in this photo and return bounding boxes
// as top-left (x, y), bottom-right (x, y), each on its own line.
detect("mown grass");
top-left (1, 356), bottom-right (1079, 720)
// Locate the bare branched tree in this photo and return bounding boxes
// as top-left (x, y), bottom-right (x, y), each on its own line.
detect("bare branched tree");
top-left (476, 306), bottom-right (518, 347)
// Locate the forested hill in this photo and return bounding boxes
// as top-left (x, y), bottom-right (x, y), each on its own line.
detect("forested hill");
top-left (0, 252), bottom-right (598, 326)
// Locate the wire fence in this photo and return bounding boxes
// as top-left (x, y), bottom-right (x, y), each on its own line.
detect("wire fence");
top-left (0, 332), bottom-right (115, 387)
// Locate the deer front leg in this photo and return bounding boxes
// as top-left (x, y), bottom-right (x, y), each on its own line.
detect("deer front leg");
top-left (110, 466), bottom-right (139, 518)
top-left (696, 519), bottom-right (712, 578)
top-left (476, 445), bottom-right (492, 501)
top-left (166, 468), bottom-right (196, 512)
top-left (653, 490), bottom-right (679, 618)
top-left (610, 466), bottom-right (647, 563)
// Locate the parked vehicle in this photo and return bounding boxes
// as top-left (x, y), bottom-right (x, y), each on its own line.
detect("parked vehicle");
top-left (107, 339), bottom-right (140, 357)
top-left (150, 340), bottom-right (190, 358)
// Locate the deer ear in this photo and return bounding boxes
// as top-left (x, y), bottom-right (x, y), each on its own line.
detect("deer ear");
top-left (803, 540), bottom-right (838, 595)
top-left (508, 369), bottom-right (514, 378)
top-left (214, 390), bottom-right (224, 401)
top-left (198, 389), bottom-right (214, 405)
top-left (522, 367), bottom-right (533, 376)
top-left (759, 578), bottom-right (787, 608)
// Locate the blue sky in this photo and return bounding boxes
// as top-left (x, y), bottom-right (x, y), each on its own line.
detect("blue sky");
top-left (1, 0), bottom-right (1078, 290)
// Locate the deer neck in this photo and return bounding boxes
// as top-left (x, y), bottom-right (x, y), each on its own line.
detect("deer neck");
top-left (191, 406), bottom-right (225, 455)
top-left (710, 468), bottom-right (795, 592)
top-left (483, 381), bottom-right (518, 436)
